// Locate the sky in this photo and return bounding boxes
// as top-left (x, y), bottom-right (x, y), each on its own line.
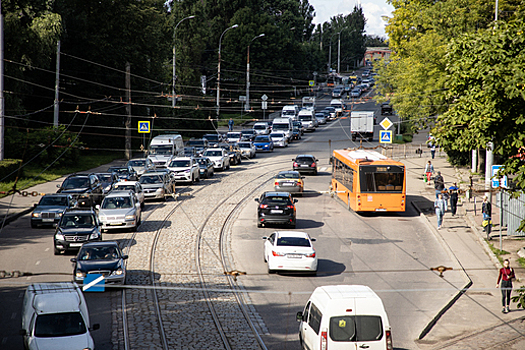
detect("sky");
top-left (309, 0), bottom-right (394, 38)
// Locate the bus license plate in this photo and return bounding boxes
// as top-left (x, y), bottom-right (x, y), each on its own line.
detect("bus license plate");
top-left (375, 208), bottom-right (387, 212)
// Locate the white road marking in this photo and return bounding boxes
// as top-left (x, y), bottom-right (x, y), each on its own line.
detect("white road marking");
top-left (35, 260), bottom-right (40, 265)
top-left (44, 248), bottom-right (50, 252)
top-left (320, 167), bottom-right (327, 172)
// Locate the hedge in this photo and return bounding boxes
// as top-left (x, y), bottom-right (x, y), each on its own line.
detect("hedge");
top-left (0, 159), bottom-right (23, 183)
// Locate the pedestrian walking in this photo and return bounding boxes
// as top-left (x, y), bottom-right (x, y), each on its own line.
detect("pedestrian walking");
top-left (424, 161), bottom-right (434, 184)
top-left (434, 171), bottom-right (445, 199)
top-left (449, 182), bottom-right (459, 216)
top-left (434, 193), bottom-right (447, 230)
top-left (482, 195), bottom-right (492, 239)
top-left (228, 118), bottom-right (234, 131)
top-left (496, 259), bottom-right (515, 313)
top-left (431, 144), bottom-right (436, 159)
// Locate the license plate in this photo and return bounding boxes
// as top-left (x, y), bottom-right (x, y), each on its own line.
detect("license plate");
top-left (287, 254), bottom-right (303, 259)
top-left (281, 182), bottom-right (294, 186)
top-left (300, 164), bottom-right (309, 167)
top-left (375, 208), bottom-right (387, 212)
top-left (109, 222), bottom-right (123, 226)
top-left (69, 243), bottom-right (83, 247)
top-left (42, 218), bottom-right (54, 222)
top-left (270, 210), bottom-right (283, 214)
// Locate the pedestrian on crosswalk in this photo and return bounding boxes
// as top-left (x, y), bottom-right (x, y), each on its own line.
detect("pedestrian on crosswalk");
top-left (434, 193), bottom-right (447, 230)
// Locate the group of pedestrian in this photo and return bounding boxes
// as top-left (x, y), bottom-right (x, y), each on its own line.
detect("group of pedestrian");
top-left (426, 161), bottom-right (459, 230)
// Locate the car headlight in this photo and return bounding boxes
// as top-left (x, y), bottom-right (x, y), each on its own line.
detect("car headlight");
top-left (114, 268), bottom-right (124, 276)
top-left (125, 215), bottom-right (135, 221)
top-left (184, 169), bottom-right (190, 173)
top-left (32, 212), bottom-right (41, 218)
top-left (89, 232), bottom-right (100, 239)
top-left (156, 188), bottom-right (163, 192)
top-left (55, 233), bottom-right (65, 240)
top-left (75, 270), bottom-right (86, 278)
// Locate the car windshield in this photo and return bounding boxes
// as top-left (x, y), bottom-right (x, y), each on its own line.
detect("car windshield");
top-left (203, 150), bottom-right (222, 157)
top-left (128, 160), bottom-right (145, 167)
top-left (97, 174), bottom-right (112, 182)
top-left (298, 116), bottom-right (312, 121)
top-left (149, 145), bottom-right (173, 155)
top-left (272, 124), bottom-right (288, 130)
top-left (262, 196), bottom-right (292, 206)
top-left (169, 160), bottom-right (191, 167)
top-left (315, 114), bottom-right (324, 118)
top-left (61, 177), bottom-right (89, 189)
top-left (254, 136), bottom-right (269, 142)
top-left (238, 143), bottom-right (251, 148)
top-left (241, 130), bottom-right (254, 135)
top-left (102, 196), bottom-right (132, 209)
top-left (204, 135), bottom-right (219, 141)
top-left (60, 214), bottom-right (95, 228)
top-left (114, 184), bottom-right (135, 192)
top-left (276, 173), bottom-right (300, 179)
top-left (227, 133), bottom-right (241, 138)
top-left (109, 168), bottom-right (129, 175)
top-left (79, 246), bottom-right (120, 260)
top-left (39, 196), bottom-right (68, 206)
top-left (197, 159), bottom-right (209, 165)
top-left (139, 175), bottom-right (163, 184)
top-left (34, 312), bottom-right (87, 338)
top-left (276, 236), bottom-right (311, 247)
top-left (282, 110), bottom-right (295, 116)
top-left (270, 133), bottom-right (285, 138)
top-left (188, 140), bottom-right (206, 146)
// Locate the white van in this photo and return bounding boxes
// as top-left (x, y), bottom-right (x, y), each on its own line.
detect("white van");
top-left (21, 282), bottom-right (99, 350)
top-left (297, 110), bottom-right (316, 132)
top-left (297, 285), bottom-right (393, 350)
top-left (148, 134), bottom-right (184, 167)
top-left (272, 117), bottom-right (293, 141)
top-left (281, 105), bottom-right (299, 119)
top-left (330, 99), bottom-right (345, 116)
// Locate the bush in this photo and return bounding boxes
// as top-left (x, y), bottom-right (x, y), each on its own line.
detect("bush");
top-left (446, 149), bottom-right (470, 167)
top-left (0, 159), bottom-right (23, 182)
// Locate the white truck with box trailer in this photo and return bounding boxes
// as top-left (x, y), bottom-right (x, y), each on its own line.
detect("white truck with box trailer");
top-left (350, 111), bottom-right (375, 141)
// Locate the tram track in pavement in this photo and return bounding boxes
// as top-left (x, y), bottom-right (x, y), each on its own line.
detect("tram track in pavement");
top-left (116, 157), bottom-right (291, 350)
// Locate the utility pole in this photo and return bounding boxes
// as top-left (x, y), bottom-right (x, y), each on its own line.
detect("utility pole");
top-left (53, 40), bottom-right (61, 127)
top-left (337, 31), bottom-right (341, 74)
top-left (0, 1), bottom-right (4, 161)
top-left (246, 33), bottom-right (264, 111)
top-left (172, 15), bottom-right (195, 108)
top-left (125, 62), bottom-right (131, 160)
top-left (216, 24), bottom-right (238, 126)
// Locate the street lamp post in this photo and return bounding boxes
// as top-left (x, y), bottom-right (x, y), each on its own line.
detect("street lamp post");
top-left (328, 32), bottom-right (339, 74)
top-left (172, 15), bottom-right (195, 108)
top-left (216, 24), bottom-right (239, 125)
top-left (246, 33), bottom-right (265, 111)
top-left (337, 31), bottom-right (342, 74)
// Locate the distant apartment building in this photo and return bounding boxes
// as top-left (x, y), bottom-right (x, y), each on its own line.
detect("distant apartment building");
top-left (363, 47), bottom-right (391, 65)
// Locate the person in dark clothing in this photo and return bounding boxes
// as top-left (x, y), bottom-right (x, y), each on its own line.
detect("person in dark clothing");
top-left (496, 259), bottom-right (515, 313)
top-left (482, 195), bottom-right (492, 220)
top-left (449, 183), bottom-right (459, 216)
top-left (228, 118), bottom-right (234, 131)
top-left (434, 171), bottom-right (445, 199)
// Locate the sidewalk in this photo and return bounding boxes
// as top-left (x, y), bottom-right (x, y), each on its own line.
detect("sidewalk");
top-left (399, 138), bottom-right (525, 348)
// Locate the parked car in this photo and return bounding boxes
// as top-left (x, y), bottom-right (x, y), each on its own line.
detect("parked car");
top-left (274, 171), bottom-right (304, 195)
top-left (31, 194), bottom-right (74, 228)
top-left (53, 207), bottom-right (102, 255)
top-left (226, 132), bottom-right (242, 143)
top-left (71, 241), bottom-right (128, 285)
top-left (253, 122), bottom-right (271, 135)
top-left (202, 148), bottom-right (230, 170)
top-left (195, 157), bottom-right (215, 179)
top-left (315, 113), bottom-right (327, 125)
top-left (186, 138), bottom-right (209, 155)
top-left (139, 172), bottom-right (175, 201)
top-left (21, 283), bottom-right (99, 350)
top-left (293, 155), bottom-right (318, 175)
top-left (240, 129), bottom-right (256, 141)
top-left (263, 231), bottom-right (317, 274)
top-left (96, 190), bottom-right (141, 232)
top-left (112, 181), bottom-right (145, 208)
top-left (255, 191), bottom-right (297, 228)
top-left (238, 141), bottom-right (256, 158)
top-left (107, 165), bottom-right (138, 181)
top-left (253, 135), bottom-right (274, 152)
top-left (270, 132), bottom-right (288, 148)
top-left (126, 158), bottom-right (155, 176)
top-left (167, 157), bottom-right (200, 184)
top-left (95, 172), bottom-right (120, 195)
top-left (56, 173), bottom-right (104, 207)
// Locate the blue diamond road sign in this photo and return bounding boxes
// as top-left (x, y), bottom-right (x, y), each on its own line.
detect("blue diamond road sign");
top-left (83, 274), bottom-right (105, 292)
top-left (379, 130), bottom-right (392, 144)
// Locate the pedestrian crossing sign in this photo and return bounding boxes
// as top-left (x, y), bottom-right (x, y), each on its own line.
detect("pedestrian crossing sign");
top-left (138, 121), bottom-right (150, 133)
top-left (379, 130), bottom-right (392, 144)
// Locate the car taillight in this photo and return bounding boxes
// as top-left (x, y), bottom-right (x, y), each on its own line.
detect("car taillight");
top-left (272, 251), bottom-right (285, 256)
top-left (293, 162), bottom-right (298, 167)
top-left (260, 204), bottom-right (268, 209)
top-left (311, 162), bottom-right (316, 167)
top-left (287, 205), bottom-right (294, 209)
top-left (275, 182), bottom-right (279, 186)
top-left (320, 330), bottom-right (328, 350)
top-left (386, 330), bottom-right (393, 350)
top-left (306, 251), bottom-right (316, 258)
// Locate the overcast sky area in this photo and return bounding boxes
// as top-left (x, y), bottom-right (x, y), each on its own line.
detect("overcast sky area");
top-left (309, 0), bottom-right (394, 38)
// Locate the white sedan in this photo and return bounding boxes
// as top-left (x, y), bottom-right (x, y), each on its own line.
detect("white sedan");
top-left (262, 231), bottom-right (317, 274)
top-left (270, 132), bottom-right (288, 147)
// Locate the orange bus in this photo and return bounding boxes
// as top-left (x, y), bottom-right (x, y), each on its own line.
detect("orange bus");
top-left (331, 149), bottom-right (406, 212)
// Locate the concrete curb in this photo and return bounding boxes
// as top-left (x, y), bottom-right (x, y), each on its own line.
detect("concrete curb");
top-left (0, 207), bottom-right (33, 227)
top-left (410, 201), bottom-right (473, 340)
top-left (461, 205), bottom-right (501, 268)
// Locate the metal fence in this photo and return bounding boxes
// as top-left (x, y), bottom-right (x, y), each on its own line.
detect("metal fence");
top-left (380, 144), bottom-right (443, 159)
top-left (499, 191), bottom-right (525, 237)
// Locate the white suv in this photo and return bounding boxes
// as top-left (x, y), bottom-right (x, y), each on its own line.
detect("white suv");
top-left (202, 148), bottom-right (230, 170)
top-left (167, 157), bottom-right (200, 184)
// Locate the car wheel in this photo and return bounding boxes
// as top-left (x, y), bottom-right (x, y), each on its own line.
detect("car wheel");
top-left (314, 170), bottom-right (318, 175)
top-left (252, 153), bottom-right (256, 158)
top-left (257, 222), bottom-right (263, 228)
top-left (226, 163), bottom-right (230, 170)
top-left (197, 174), bottom-right (201, 182)
top-left (237, 157), bottom-right (241, 164)
top-left (264, 254), bottom-right (267, 263)
top-left (290, 222), bottom-right (296, 229)
top-left (222, 163), bottom-right (227, 171)
top-left (54, 247), bottom-right (60, 255)
top-left (268, 265), bottom-right (276, 274)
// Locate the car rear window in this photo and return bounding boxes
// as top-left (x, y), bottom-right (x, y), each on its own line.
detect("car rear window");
top-left (262, 196), bottom-right (292, 205)
top-left (296, 157), bottom-right (313, 162)
top-left (276, 173), bottom-right (300, 179)
top-left (34, 312), bottom-right (87, 337)
top-left (276, 237), bottom-right (311, 247)
top-left (329, 316), bottom-right (383, 342)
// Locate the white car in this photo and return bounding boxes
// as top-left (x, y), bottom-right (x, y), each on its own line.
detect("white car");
top-left (202, 148), bottom-right (230, 170)
top-left (126, 158), bottom-right (155, 176)
top-left (97, 190), bottom-right (142, 232)
top-left (263, 231), bottom-right (317, 274)
top-left (238, 141), bottom-right (256, 158)
top-left (226, 132), bottom-right (242, 143)
top-left (253, 122), bottom-right (271, 135)
top-left (112, 181), bottom-right (145, 208)
top-left (270, 132), bottom-right (288, 147)
top-left (167, 157), bottom-right (200, 184)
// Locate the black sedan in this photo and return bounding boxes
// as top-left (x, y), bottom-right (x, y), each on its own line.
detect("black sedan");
top-left (196, 157), bottom-right (214, 179)
top-left (255, 191), bottom-right (297, 228)
top-left (292, 155), bottom-right (318, 175)
top-left (71, 241), bottom-right (128, 285)
top-left (107, 165), bottom-right (138, 181)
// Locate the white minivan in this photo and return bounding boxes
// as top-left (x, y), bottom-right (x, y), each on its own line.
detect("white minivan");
top-left (297, 285), bottom-right (393, 350)
top-left (21, 282), bottom-right (99, 350)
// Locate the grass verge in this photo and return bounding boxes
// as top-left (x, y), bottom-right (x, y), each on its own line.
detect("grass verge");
top-left (486, 241), bottom-right (510, 264)
top-left (0, 152), bottom-right (122, 198)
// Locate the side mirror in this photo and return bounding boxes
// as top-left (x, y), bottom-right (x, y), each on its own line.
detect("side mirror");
top-left (33, 203), bottom-right (37, 208)
top-left (91, 324), bottom-right (100, 331)
top-left (95, 205), bottom-right (101, 210)
top-left (122, 255), bottom-right (129, 260)
top-left (56, 184), bottom-right (61, 188)
top-left (70, 258), bottom-right (77, 263)
top-left (301, 177), bottom-right (305, 179)
top-left (311, 238), bottom-right (316, 242)
top-left (254, 198), bottom-right (259, 203)
top-left (293, 199), bottom-right (298, 203)
top-left (296, 311), bottom-right (303, 322)
top-left (262, 236), bottom-right (268, 240)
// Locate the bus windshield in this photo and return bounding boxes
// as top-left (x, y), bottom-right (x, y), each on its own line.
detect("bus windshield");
top-left (360, 166), bottom-right (404, 193)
